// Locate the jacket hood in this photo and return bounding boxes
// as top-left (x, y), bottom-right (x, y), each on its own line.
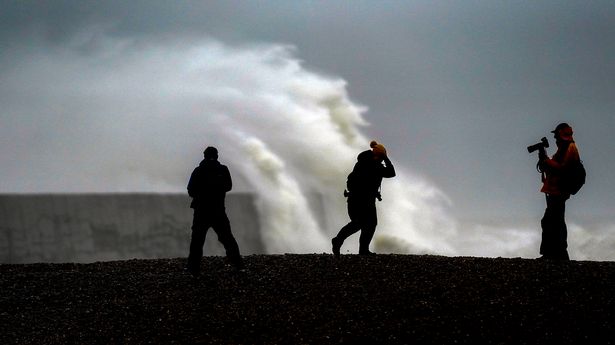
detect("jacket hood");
top-left (357, 150), bottom-right (374, 162)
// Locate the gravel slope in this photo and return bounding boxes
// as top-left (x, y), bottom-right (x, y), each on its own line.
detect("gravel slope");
top-left (1, 254), bottom-right (614, 344)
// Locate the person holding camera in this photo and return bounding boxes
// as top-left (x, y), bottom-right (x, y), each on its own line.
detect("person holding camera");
top-left (537, 123), bottom-right (580, 261)
top-left (332, 141), bottom-right (396, 256)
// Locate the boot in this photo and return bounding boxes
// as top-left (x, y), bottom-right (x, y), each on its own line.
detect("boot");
top-left (332, 237), bottom-right (342, 257)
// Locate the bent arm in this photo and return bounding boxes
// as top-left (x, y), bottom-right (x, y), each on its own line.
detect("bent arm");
top-left (382, 157), bottom-right (396, 178)
top-left (222, 166), bottom-right (233, 192)
top-left (187, 168), bottom-right (199, 198)
top-left (544, 158), bottom-right (563, 170)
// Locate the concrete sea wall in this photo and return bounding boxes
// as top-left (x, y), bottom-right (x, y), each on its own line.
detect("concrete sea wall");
top-left (0, 194), bottom-right (265, 263)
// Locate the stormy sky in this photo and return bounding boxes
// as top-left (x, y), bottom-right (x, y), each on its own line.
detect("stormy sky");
top-left (1, 1), bottom-right (614, 224)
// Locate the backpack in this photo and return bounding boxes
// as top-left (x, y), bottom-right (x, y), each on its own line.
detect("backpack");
top-left (345, 169), bottom-right (382, 200)
top-left (344, 171), bottom-right (357, 198)
top-left (562, 160), bottom-right (586, 195)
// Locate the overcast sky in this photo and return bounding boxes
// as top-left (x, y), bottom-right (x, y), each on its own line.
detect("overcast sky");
top-left (1, 1), bottom-right (614, 223)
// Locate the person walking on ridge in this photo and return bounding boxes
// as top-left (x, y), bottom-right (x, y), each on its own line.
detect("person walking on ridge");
top-left (185, 146), bottom-right (243, 275)
top-left (332, 141), bottom-right (396, 256)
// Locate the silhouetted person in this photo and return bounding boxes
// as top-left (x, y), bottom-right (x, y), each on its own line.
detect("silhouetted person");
top-left (538, 123), bottom-right (580, 261)
top-left (186, 146), bottom-right (243, 275)
top-left (332, 141), bottom-right (396, 256)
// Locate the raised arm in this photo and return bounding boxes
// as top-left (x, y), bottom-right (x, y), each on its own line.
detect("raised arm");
top-left (382, 157), bottom-right (396, 178)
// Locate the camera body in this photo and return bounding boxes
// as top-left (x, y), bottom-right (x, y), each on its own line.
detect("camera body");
top-left (527, 137), bottom-right (549, 154)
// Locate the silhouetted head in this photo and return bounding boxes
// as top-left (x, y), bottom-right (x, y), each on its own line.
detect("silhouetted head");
top-left (551, 123), bottom-right (573, 143)
top-left (203, 146), bottom-right (219, 160)
top-left (357, 150), bottom-right (374, 162)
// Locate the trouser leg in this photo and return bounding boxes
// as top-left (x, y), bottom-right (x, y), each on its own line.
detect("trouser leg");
top-left (334, 199), bottom-right (365, 245)
top-left (336, 199), bottom-right (377, 253)
top-left (358, 202), bottom-right (377, 254)
top-left (335, 221), bottom-right (361, 243)
top-left (540, 195), bottom-right (569, 260)
top-left (212, 212), bottom-right (243, 267)
top-left (552, 196), bottom-right (569, 259)
top-left (540, 200), bottom-right (552, 257)
top-left (187, 211), bottom-right (210, 272)
top-left (359, 226), bottom-right (376, 254)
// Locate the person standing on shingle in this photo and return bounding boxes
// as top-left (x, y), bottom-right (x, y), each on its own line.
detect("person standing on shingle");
top-left (332, 141), bottom-right (396, 256)
top-left (185, 146), bottom-right (243, 276)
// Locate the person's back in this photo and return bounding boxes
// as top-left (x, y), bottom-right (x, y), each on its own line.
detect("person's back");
top-left (185, 146), bottom-right (242, 276)
top-left (188, 158), bottom-right (232, 210)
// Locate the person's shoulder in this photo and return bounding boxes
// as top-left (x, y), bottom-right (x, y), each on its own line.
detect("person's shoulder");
top-left (219, 163), bottom-right (231, 173)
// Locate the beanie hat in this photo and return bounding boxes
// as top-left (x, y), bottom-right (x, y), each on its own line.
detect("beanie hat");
top-left (370, 140), bottom-right (387, 158)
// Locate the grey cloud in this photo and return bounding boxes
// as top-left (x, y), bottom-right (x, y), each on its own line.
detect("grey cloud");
top-left (2, 1), bottom-right (614, 221)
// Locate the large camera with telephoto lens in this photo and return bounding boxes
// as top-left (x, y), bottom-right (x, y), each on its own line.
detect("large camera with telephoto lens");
top-left (527, 137), bottom-right (549, 154)
top-left (528, 137), bottom-right (549, 174)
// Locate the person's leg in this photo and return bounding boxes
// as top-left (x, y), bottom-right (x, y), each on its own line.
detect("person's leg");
top-left (540, 195), bottom-right (555, 258)
top-left (551, 195), bottom-right (569, 260)
top-left (335, 222), bottom-right (362, 243)
top-left (332, 222), bottom-right (360, 255)
top-left (358, 202), bottom-right (377, 254)
top-left (332, 200), bottom-right (362, 255)
top-left (187, 210), bottom-right (210, 273)
top-left (540, 195), bottom-right (569, 260)
top-left (212, 212), bottom-right (243, 269)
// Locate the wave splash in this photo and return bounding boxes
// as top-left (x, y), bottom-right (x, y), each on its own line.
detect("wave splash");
top-left (4, 37), bottom-right (614, 259)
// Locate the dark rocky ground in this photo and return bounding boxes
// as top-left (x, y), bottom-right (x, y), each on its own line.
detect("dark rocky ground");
top-left (1, 254), bottom-right (614, 344)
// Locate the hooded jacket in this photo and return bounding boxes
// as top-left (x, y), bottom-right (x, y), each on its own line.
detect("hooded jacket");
top-left (187, 159), bottom-right (232, 209)
top-left (346, 150), bottom-right (396, 200)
